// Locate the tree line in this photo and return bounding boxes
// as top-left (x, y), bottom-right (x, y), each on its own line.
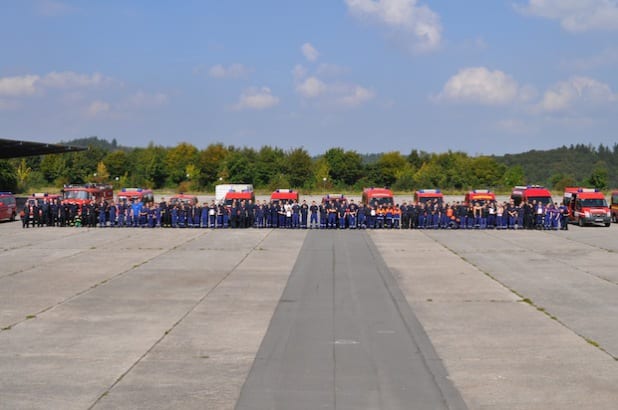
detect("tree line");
top-left (0, 137), bottom-right (615, 193)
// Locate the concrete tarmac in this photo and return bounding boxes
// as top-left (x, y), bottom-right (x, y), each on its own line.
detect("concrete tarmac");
top-left (1, 221), bottom-right (618, 409)
top-left (236, 230), bottom-right (465, 410)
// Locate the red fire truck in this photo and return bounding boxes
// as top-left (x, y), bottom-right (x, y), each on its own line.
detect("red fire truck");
top-left (464, 189), bottom-right (496, 206)
top-left (564, 187), bottom-right (611, 227)
top-left (224, 189), bottom-right (255, 207)
top-left (414, 189), bottom-right (443, 205)
top-left (611, 190), bottom-right (618, 223)
top-left (27, 192), bottom-right (62, 206)
top-left (361, 187), bottom-right (394, 207)
top-left (511, 185), bottom-right (553, 206)
top-left (0, 192), bottom-right (17, 221)
top-left (270, 189), bottom-right (299, 205)
top-left (117, 188), bottom-right (154, 204)
top-left (62, 184), bottom-right (114, 208)
top-left (169, 193), bottom-right (199, 206)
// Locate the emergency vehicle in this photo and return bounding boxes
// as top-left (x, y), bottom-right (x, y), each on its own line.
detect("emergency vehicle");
top-left (215, 184), bottom-right (253, 204)
top-left (270, 189), bottom-right (299, 205)
top-left (511, 185), bottom-right (553, 206)
top-left (169, 193), bottom-right (198, 206)
top-left (62, 184), bottom-right (114, 208)
top-left (117, 188), bottom-right (154, 204)
top-left (0, 192), bottom-right (17, 221)
top-left (27, 192), bottom-right (62, 206)
top-left (564, 188), bottom-right (611, 227)
top-left (361, 187), bottom-right (394, 207)
top-left (611, 190), bottom-right (618, 223)
top-left (414, 189), bottom-right (443, 205)
top-left (464, 189), bottom-right (496, 206)
top-left (224, 188), bottom-right (255, 207)
top-left (321, 194), bottom-right (347, 204)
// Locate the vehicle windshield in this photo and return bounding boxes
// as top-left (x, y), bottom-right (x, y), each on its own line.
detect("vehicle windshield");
top-left (418, 197), bottom-right (443, 205)
top-left (369, 197), bottom-right (394, 207)
top-left (64, 191), bottom-right (91, 200)
top-left (580, 198), bottom-right (607, 207)
top-left (118, 195), bottom-right (141, 202)
top-left (527, 196), bottom-right (552, 206)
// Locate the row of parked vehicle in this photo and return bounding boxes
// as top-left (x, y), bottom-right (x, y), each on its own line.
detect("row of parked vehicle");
top-left (2, 184), bottom-right (618, 227)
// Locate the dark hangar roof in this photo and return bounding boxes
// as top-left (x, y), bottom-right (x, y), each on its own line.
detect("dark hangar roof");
top-left (0, 138), bottom-right (86, 159)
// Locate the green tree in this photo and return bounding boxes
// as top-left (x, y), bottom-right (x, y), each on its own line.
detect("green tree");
top-left (284, 147), bottom-right (313, 188)
top-left (392, 163), bottom-right (416, 191)
top-left (224, 150), bottom-right (255, 184)
top-left (469, 156), bottom-right (505, 187)
top-left (94, 161), bottom-right (110, 183)
top-left (66, 146), bottom-right (107, 183)
top-left (414, 161), bottom-right (446, 188)
top-left (550, 173), bottom-right (576, 193)
top-left (313, 158), bottom-right (330, 191)
top-left (39, 154), bottom-right (68, 185)
top-left (502, 165), bottom-right (525, 188)
top-left (407, 149), bottom-right (430, 169)
top-left (104, 150), bottom-right (130, 181)
top-left (165, 142), bottom-right (199, 185)
top-left (197, 143), bottom-right (229, 187)
top-left (587, 162), bottom-right (609, 190)
top-left (323, 148), bottom-right (363, 186)
top-left (255, 146), bottom-right (285, 187)
top-left (0, 160), bottom-right (17, 192)
top-left (375, 151), bottom-right (407, 187)
top-left (16, 158), bottom-right (32, 192)
top-left (132, 144), bottom-right (168, 188)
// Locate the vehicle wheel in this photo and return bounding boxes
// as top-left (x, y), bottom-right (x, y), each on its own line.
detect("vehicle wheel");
top-left (10, 211), bottom-right (16, 222)
top-left (605, 223), bottom-right (611, 227)
top-left (578, 218), bottom-right (584, 227)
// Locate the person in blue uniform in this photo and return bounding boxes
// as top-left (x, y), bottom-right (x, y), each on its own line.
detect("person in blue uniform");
top-left (300, 200), bottom-right (309, 228)
top-left (348, 200), bottom-right (358, 229)
top-left (309, 201), bottom-right (318, 229)
top-left (559, 202), bottom-right (569, 230)
top-left (292, 201), bottom-right (300, 228)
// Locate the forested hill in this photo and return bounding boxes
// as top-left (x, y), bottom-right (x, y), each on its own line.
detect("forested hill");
top-left (59, 136), bottom-right (128, 152)
top-left (493, 143), bottom-right (617, 190)
top-left (2, 138), bottom-right (616, 193)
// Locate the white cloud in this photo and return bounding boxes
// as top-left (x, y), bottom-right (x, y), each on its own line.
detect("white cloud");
top-left (345, 0), bottom-right (442, 52)
top-left (436, 67), bottom-right (522, 105)
top-left (0, 71), bottom-right (114, 98)
top-left (39, 71), bottom-right (114, 88)
top-left (86, 100), bottom-right (110, 117)
top-left (209, 63), bottom-right (250, 79)
top-left (516, 0), bottom-right (618, 32)
top-left (0, 75), bottom-right (39, 97)
top-left (301, 43), bottom-right (320, 62)
top-left (540, 76), bottom-right (617, 112)
top-left (232, 86), bottom-right (279, 111)
top-left (337, 85), bottom-right (375, 107)
top-left (296, 77), bottom-right (328, 98)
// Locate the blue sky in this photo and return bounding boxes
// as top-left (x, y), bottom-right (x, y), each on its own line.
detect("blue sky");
top-left (1, 0), bottom-right (618, 155)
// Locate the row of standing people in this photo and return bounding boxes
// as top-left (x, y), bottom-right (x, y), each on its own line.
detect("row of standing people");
top-left (21, 197), bottom-right (569, 230)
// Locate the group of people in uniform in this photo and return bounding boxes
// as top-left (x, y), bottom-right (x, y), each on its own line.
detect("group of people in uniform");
top-left (20, 196), bottom-right (570, 231)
